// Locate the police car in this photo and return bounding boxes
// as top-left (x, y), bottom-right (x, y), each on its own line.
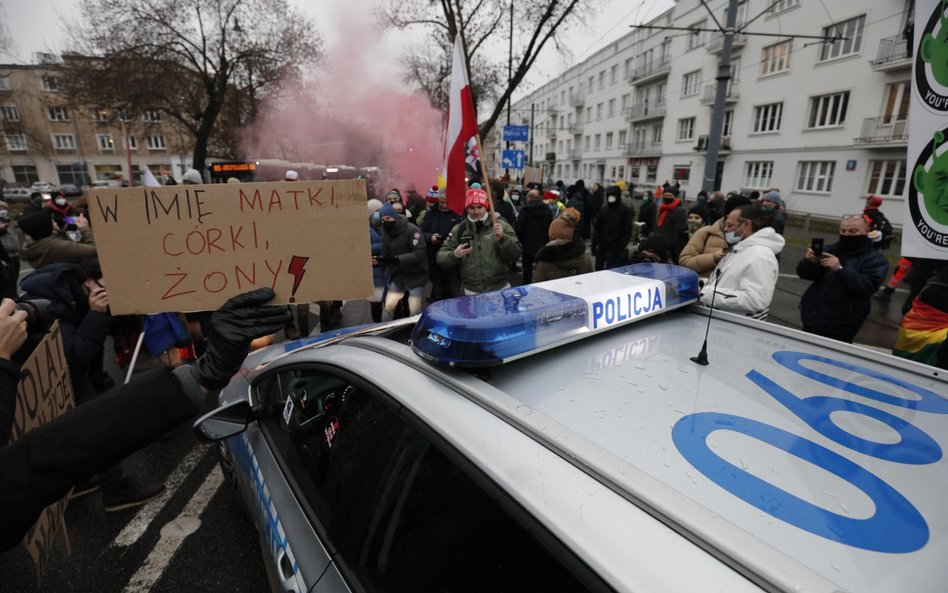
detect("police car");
top-left (195, 264), bottom-right (948, 593)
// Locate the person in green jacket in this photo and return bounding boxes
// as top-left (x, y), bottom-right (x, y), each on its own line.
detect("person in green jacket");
top-left (437, 188), bottom-right (522, 294)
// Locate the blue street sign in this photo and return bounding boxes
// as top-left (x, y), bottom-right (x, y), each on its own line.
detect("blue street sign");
top-left (503, 125), bottom-right (530, 143)
top-left (501, 149), bottom-right (526, 170)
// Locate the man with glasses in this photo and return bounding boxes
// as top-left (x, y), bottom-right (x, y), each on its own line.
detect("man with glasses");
top-left (797, 214), bottom-right (889, 343)
top-left (437, 188), bottom-right (521, 295)
top-left (697, 204), bottom-right (785, 319)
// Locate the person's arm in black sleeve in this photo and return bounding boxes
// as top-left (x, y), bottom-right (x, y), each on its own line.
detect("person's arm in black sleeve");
top-left (0, 299), bottom-right (27, 447)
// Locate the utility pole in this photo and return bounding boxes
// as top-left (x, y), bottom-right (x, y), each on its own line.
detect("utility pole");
top-left (505, 0), bottom-right (513, 179)
top-left (702, 0), bottom-right (738, 195)
top-left (529, 103), bottom-right (535, 167)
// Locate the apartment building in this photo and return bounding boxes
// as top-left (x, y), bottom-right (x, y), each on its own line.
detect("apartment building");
top-left (500, 0), bottom-right (915, 225)
top-left (0, 58), bottom-right (193, 188)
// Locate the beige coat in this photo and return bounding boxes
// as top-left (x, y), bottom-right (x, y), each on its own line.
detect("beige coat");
top-left (678, 220), bottom-right (727, 278)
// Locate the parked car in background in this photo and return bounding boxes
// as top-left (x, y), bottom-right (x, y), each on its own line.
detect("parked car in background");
top-left (59, 183), bottom-right (84, 198)
top-left (1, 186), bottom-right (31, 203)
top-left (30, 181), bottom-right (57, 193)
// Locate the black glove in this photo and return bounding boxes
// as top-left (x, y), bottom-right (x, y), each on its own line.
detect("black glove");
top-left (377, 254), bottom-right (398, 266)
top-left (190, 288), bottom-right (292, 390)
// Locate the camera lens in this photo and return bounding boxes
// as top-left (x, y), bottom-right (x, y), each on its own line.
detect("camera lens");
top-left (15, 299), bottom-right (52, 333)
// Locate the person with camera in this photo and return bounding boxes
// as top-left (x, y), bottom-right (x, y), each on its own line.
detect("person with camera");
top-left (437, 188), bottom-right (521, 295)
top-left (797, 214), bottom-right (889, 343)
top-left (0, 288), bottom-right (291, 550)
top-left (18, 211), bottom-right (96, 270)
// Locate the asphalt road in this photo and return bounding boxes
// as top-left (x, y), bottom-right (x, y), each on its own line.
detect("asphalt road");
top-left (1, 232), bottom-right (911, 593)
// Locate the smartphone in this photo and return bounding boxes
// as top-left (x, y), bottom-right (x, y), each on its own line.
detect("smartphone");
top-left (65, 216), bottom-right (77, 225)
top-left (811, 237), bottom-right (824, 258)
top-left (460, 236), bottom-right (473, 249)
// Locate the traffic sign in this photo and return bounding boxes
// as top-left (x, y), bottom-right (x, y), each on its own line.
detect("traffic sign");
top-left (501, 149), bottom-right (526, 170)
top-left (503, 125), bottom-right (530, 143)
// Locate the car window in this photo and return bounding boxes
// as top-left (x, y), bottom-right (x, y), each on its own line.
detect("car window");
top-left (256, 368), bottom-right (399, 548)
top-left (343, 421), bottom-right (601, 593)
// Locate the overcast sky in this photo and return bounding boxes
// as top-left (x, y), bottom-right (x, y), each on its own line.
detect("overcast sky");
top-left (0, 0), bottom-right (674, 98)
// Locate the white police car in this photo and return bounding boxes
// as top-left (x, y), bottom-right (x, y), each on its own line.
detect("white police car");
top-left (196, 264), bottom-right (948, 593)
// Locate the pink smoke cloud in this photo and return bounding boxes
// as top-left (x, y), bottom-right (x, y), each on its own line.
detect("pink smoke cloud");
top-left (239, 0), bottom-right (444, 194)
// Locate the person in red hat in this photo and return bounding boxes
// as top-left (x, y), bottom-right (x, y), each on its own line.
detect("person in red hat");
top-left (862, 195), bottom-right (894, 250)
top-left (436, 188), bottom-right (521, 294)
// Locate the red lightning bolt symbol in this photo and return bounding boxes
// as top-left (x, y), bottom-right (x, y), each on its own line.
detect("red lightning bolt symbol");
top-left (287, 255), bottom-right (309, 302)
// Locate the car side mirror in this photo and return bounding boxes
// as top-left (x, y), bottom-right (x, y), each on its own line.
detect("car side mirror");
top-left (193, 400), bottom-right (252, 443)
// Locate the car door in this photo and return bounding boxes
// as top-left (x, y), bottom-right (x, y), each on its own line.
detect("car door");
top-left (250, 364), bottom-right (400, 593)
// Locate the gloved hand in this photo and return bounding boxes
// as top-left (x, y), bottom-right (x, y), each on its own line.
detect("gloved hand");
top-left (377, 254), bottom-right (398, 266)
top-left (190, 288), bottom-right (292, 390)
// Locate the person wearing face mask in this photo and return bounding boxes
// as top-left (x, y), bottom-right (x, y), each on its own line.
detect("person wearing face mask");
top-left (420, 188), bottom-right (463, 301)
top-left (437, 188), bottom-right (521, 295)
top-left (591, 186), bottom-right (633, 271)
top-left (367, 199), bottom-right (386, 321)
top-left (374, 202), bottom-right (428, 321)
top-left (760, 191), bottom-right (785, 235)
top-left (686, 204), bottom-right (709, 237)
top-left (652, 187), bottom-right (689, 264)
top-left (797, 214), bottom-right (889, 343)
top-left (698, 204), bottom-right (785, 320)
top-left (679, 206), bottom-right (728, 279)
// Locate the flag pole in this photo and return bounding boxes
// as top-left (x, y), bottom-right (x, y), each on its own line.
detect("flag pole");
top-left (473, 132), bottom-right (497, 226)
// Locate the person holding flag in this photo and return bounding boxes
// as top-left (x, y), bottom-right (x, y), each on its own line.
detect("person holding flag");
top-left (441, 35), bottom-right (482, 216)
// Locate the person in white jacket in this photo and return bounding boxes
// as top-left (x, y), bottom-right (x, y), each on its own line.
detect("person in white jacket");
top-left (698, 204), bottom-right (785, 319)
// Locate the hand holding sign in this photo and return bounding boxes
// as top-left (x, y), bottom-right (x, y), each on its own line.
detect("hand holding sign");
top-left (0, 299), bottom-right (27, 360)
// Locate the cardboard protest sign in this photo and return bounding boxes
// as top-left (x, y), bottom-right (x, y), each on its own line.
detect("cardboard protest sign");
top-left (86, 180), bottom-right (374, 314)
top-left (522, 166), bottom-right (543, 185)
top-left (9, 322), bottom-right (75, 588)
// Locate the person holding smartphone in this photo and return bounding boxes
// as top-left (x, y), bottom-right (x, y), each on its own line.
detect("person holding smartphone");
top-left (19, 211), bottom-right (97, 270)
top-left (796, 214), bottom-right (889, 343)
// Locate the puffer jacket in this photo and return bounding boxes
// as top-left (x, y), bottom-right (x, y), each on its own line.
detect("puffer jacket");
top-left (514, 200), bottom-right (553, 259)
top-left (699, 227), bottom-right (785, 319)
top-left (533, 237), bottom-right (593, 282)
top-left (437, 217), bottom-right (521, 293)
top-left (679, 220), bottom-right (727, 278)
top-left (380, 215), bottom-right (428, 290)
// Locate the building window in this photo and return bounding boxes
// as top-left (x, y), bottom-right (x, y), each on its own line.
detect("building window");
top-left (624, 58), bottom-right (633, 78)
top-left (146, 135), bottom-right (166, 150)
top-left (586, 107), bottom-right (592, 123)
top-left (610, 65), bottom-right (618, 85)
top-left (682, 71), bottom-right (702, 97)
top-left (656, 83), bottom-right (666, 105)
top-left (607, 99), bottom-right (615, 118)
top-left (867, 160), bottom-right (907, 198)
top-left (677, 117), bottom-right (695, 141)
top-left (688, 20), bottom-right (707, 50)
top-left (47, 106), bottom-right (70, 121)
top-left (596, 103), bottom-right (603, 120)
top-left (92, 106), bottom-right (110, 121)
top-left (820, 15), bottom-right (866, 61)
top-left (621, 94), bottom-right (630, 110)
top-left (4, 133), bottom-right (27, 151)
top-left (761, 40), bottom-right (792, 75)
top-left (618, 129), bottom-right (627, 146)
top-left (142, 109), bottom-right (162, 122)
top-left (594, 134), bottom-right (602, 150)
top-left (606, 132), bottom-right (613, 149)
top-left (796, 161), bottom-right (836, 193)
top-left (127, 136), bottom-right (138, 150)
top-left (40, 75), bottom-right (62, 91)
top-left (752, 102), bottom-right (783, 133)
top-left (673, 165), bottom-right (691, 181)
top-left (97, 133), bottom-right (114, 151)
top-left (744, 161), bottom-right (774, 187)
top-left (723, 110), bottom-right (734, 137)
top-left (584, 136), bottom-right (590, 150)
top-left (52, 133), bottom-right (76, 150)
top-left (598, 71), bottom-right (605, 90)
top-left (0, 76), bottom-right (11, 91)
top-left (808, 91), bottom-right (849, 128)
top-left (652, 124), bottom-right (663, 144)
top-left (769, 0), bottom-right (799, 14)
top-left (119, 108), bottom-right (133, 122)
top-left (0, 105), bottom-right (20, 122)
top-left (12, 165), bottom-right (39, 185)
top-left (646, 165), bottom-right (658, 183)
top-left (57, 164), bottom-right (88, 186)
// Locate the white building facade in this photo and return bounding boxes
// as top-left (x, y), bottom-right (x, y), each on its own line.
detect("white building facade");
top-left (499, 0), bottom-right (916, 225)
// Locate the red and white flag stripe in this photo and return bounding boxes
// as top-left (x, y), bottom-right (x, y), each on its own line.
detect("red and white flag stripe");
top-left (442, 35), bottom-right (478, 215)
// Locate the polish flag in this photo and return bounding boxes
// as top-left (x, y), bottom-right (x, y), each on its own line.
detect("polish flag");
top-left (442, 35), bottom-right (478, 215)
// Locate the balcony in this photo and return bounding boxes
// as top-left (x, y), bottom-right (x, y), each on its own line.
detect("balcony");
top-left (854, 116), bottom-right (908, 146)
top-left (568, 122), bottom-right (583, 134)
top-left (700, 83), bottom-right (739, 105)
top-left (568, 148), bottom-right (582, 160)
top-left (626, 59), bottom-right (671, 85)
top-left (870, 35), bottom-right (912, 71)
top-left (707, 32), bottom-right (747, 54)
top-left (569, 93), bottom-right (584, 107)
top-left (624, 142), bottom-right (661, 157)
top-left (626, 102), bottom-right (667, 122)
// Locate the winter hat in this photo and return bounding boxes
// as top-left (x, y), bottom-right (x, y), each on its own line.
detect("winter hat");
top-left (18, 212), bottom-right (54, 240)
top-left (687, 203), bottom-right (710, 224)
top-left (762, 191), bottom-right (784, 208)
top-left (465, 188), bottom-right (489, 208)
top-left (605, 185), bottom-right (622, 198)
top-left (284, 170), bottom-right (299, 181)
top-left (181, 169), bottom-right (203, 184)
top-left (866, 195), bottom-right (883, 208)
top-left (663, 186), bottom-right (679, 197)
top-left (379, 203), bottom-right (399, 219)
top-left (548, 209), bottom-right (580, 242)
top-left (637, 236), bottom-right (671, 261)
top-left (543, 191), bottom-right (559, 202)
top-left (749, 190), bottom-right (761, 201)
top-left (425, 185), bottom-right (440, 202)
top-left (386, 189), bottom-right (402, 203)
top-left (367, 198), bottom-right (383, 219)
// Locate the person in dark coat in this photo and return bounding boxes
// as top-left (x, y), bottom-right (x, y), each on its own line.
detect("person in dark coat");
top-left (797, 215), bottom-right (889, 343)
top-left (653, 187), bottom-right (688, 263)
top-left (585, 183), bottom-right (604, 240)
top-left (568, 179), bottom-right (590, 237)
top-left (533, 208), bottom-right (592, 282)
top-left (761, 191), bottom-right (786, 235)
top-left (420, 189), bottom-right (463, 301)
top-left (591, 186), bottom-right (633, 270)
top-left (514, 188), bottom-right (554, 285)
top-left (489, 178), bottom-right (516, 224)
top-left (376, 203), bottom-right (428, 320)
top-left (638, 193), bottom-right (657, 239)
top-left (707, 191), bottom-right (726, 224)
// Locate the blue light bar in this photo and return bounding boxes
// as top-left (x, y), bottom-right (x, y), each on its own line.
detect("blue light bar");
top-left (411, 264), bottom-right (699, 367)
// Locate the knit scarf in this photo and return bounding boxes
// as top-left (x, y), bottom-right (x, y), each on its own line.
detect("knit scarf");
top-left (657, 198), bottom-right (681, 227)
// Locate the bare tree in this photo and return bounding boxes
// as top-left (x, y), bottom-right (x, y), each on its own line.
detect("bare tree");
top-left (62, 0), bottom-right (323, 174)
top-left (379, 0), bottom-right (593, 137)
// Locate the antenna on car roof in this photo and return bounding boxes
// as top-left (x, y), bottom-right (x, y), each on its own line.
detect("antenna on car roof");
top-left (690, 267), bottom-right (722, 366)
